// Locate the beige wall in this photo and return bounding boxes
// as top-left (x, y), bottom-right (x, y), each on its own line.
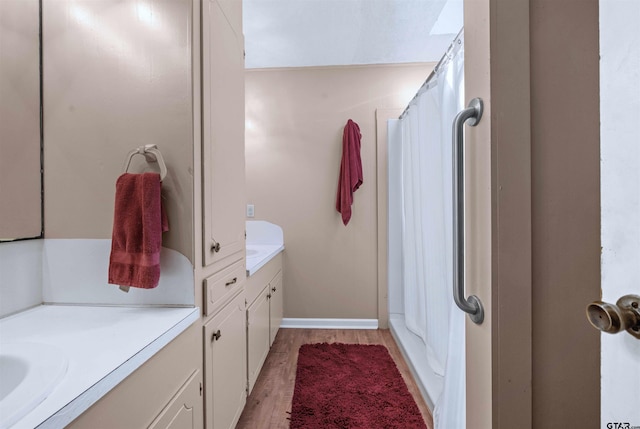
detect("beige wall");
top-left (0, 0), bottom-right (41, 240)
top-left (245, 64), bottom-right (432, 320)
top-left (42, 0), bottom-right (193, 261)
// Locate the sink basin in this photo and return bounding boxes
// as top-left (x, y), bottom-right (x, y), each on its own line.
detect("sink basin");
top-left (246, 244), bottom-right (282, 260)
top-left (0, 342), bottom-right (68, 429)
top-left (245, 244), bottom-right (284, 275)
top-left (0, 355), bottom-right (29, 401)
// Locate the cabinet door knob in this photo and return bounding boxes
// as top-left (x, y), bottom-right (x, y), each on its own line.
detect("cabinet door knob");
top-left (226, 277), bottom-right (238, 287)
top-left (211, 241), bottom-right (221, 253)
top-left (272, 287), bottom-right (276, 292)
top-left (212, 330), bottom-right (221, 342)
top-left (267, 294), bottom-right (271, 299)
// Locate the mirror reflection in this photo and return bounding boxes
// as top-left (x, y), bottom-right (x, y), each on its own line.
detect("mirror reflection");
top-left (0, 0), bottom-right (42, 241)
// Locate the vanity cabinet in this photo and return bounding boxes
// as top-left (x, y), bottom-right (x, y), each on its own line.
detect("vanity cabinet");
top-left (202, 0), bottom-right (246, 269)
top-left (247, 286), bottom-right (271, 392)
top-left (67, 323), bottom-right (202, 429)
top-left (246, 254), bottom-right (283, 394)
top-left (203, 291), bottom-right (247, 429)
top-left (269, 270), bottom-right (283, 346)
top-left (148, 370), bottom-right (203, 429)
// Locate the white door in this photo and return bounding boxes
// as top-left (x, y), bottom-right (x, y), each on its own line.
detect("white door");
top-left (600, 1), bottom-right (640, 426)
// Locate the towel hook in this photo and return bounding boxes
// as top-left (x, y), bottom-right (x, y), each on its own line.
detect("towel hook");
top-left (122, 144), bottom-right (168, 181)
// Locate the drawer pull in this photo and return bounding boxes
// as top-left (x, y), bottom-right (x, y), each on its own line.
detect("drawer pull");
top-left (225, 277), bottom-right (238, 287)
top-left (212, 330), bottom-right (221, 342)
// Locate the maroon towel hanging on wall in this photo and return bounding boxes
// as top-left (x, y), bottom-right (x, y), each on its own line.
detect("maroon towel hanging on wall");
top-left (108, 172), bottom-right (169, 290)
top-left (336, 119), bottom-right (363, 225)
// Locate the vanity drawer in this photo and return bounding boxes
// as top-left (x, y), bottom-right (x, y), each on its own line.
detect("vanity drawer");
top-left (204, 260), bottom-right (246, 317)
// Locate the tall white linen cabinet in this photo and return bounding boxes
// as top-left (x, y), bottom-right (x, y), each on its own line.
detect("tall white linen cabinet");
top-left (199, 0), bottom-right (248, 427)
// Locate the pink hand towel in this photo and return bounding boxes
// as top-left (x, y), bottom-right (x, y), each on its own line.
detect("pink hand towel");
top-left (336, 119), bottom-right (363, 225)
top-left (108, 172), bottom-right (169, 289)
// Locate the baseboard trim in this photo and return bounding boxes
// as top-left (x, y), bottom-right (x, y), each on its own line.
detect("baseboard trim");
top-left (280, 318), bottom-right (379, 330)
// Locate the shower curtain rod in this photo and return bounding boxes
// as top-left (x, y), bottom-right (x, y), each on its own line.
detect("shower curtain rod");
top-left (399, 28), bottom-right (464, 120)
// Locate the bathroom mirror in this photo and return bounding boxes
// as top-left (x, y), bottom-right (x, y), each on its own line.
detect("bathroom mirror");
top-left (0, 0), bottom-right (43, 241)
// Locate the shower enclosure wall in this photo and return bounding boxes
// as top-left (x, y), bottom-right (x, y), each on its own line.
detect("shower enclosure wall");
top-left (387, 30), bottom-right (465, 429)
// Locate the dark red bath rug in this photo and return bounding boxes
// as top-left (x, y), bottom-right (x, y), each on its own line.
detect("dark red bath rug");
top-left (289, 342), bottom-right (427, 429)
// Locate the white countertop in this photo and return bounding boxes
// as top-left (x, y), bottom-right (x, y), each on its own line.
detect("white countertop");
top-left (0, 305), bottom-right (199, 429)
top-left (246, 244), bottom-right (284, 276)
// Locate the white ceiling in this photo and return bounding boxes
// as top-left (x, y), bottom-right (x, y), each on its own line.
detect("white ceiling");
top-left (243, 0), bottom-right (463, 69)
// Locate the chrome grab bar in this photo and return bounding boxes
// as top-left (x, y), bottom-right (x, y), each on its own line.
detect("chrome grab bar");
top-left (452, 98), bottom-right (485, 324)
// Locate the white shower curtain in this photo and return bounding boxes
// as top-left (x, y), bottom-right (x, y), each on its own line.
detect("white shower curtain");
top-left (398, 32), bottom-right (466, 429)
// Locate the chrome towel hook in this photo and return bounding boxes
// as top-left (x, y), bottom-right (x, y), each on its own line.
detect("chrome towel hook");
top-left (122, 144), bottom-right (168, 181)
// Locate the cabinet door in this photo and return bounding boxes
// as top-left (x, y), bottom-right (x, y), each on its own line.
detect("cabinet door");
top-left (204, 292), bottom-right (247, 429)
top-left (269, 271), bottom-right (283, 346)
top-left (247, 287), bottom-right (271, 394)
top-left (149, 370), bottom-right (203, 429)
top-left (202, 0), bottom-right (246, 267)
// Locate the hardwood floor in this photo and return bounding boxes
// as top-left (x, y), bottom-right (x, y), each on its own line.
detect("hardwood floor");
top-left (236, 329), bottom-right (434, 429)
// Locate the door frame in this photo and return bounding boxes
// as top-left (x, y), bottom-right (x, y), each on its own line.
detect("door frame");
top-left (464, 1), bottom-right (532, 427)
top-left (464, 0), bottom-right (601, 428)
top-left (376, 107), bottom-right (404, 330)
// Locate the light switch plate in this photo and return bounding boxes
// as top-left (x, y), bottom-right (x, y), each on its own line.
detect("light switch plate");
top-left (246, 204), bottom-right (255, 218)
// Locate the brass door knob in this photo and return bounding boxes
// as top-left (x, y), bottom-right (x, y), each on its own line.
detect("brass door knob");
top-left (586, 294), bottom-right (640, 339)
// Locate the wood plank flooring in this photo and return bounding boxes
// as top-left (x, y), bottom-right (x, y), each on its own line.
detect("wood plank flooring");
top-left (236, 329), bottom-right (434, 429)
